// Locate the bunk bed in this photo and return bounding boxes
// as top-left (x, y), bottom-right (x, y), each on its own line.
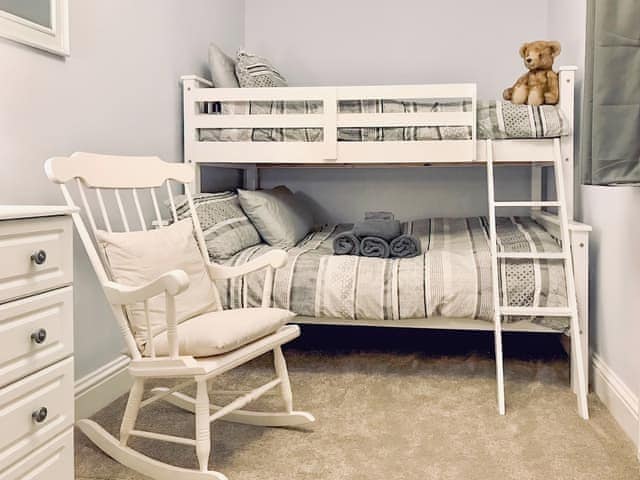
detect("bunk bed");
top-left (180, 66), bottom-right (590, 417)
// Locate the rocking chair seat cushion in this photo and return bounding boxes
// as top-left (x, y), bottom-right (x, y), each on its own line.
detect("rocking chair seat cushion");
top-left (149, 307), bottom-right (296, 357)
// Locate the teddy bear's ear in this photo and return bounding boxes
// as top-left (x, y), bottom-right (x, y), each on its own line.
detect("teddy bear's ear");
top-left (547, 41), bottom-right (561, 57)
top-left (519, 43), bottom-right (529, 58)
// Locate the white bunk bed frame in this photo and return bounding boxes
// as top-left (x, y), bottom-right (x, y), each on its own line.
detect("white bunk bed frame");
top-left (181, 65), bottom-right (591, 403)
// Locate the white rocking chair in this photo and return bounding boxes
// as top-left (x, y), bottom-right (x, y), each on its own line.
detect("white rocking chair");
top-left (45, 153), bottom-right (314, 480)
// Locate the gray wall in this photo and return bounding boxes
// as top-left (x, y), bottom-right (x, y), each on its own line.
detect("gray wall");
top-left (0, 0), bottom-right (244, 378)
top-left (242, 0), bottom-right (562, 222)
top-left (245, 0), bottom-right (549, 96)
top-left (546, 0), bottom-right (587, 213)
top-left (260, 166), bottom-right (536, 223)
top-left (582, 185), bottom-right (640, 445)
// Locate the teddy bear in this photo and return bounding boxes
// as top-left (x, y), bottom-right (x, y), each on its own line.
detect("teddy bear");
top-left (503, 41), bottom-right (561, 106)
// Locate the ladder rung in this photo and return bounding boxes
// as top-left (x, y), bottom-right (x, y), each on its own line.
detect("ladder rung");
top-left (499, 306), bottom-right (572, 317)
top-left (494, 201), bottom-right (560, 208)
top-left (496, 252), bottom-right (567, 260)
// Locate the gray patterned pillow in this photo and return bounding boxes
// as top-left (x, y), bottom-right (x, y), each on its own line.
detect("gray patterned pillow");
top-left (172, 192), bottom-right (262, 260)
top-left (476, 100), bottom-right (570, 139)
top-left (235, 51), bottom-right (287, 88)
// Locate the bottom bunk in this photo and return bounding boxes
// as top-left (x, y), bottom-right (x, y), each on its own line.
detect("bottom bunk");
top-left (216, 216), bottom-right (569, 333)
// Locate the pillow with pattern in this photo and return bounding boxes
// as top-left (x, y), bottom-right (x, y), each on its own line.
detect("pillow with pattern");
top-left (235, 50), bottom-right (287, 88)
top-left (171, 192), bottom-right (262, 260)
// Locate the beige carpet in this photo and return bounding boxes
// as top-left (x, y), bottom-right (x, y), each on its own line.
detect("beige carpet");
top-left (75, 328), bottom-right (640, 480)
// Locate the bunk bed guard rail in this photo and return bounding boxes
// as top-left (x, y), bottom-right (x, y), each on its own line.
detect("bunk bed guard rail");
top-left (181, 76), bottom-right (477, 165)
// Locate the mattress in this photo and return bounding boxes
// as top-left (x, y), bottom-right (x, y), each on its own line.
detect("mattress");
top-left (216, 216), bottom-right (569, 330)
top-left (199, 99), bottom-right (570, 142)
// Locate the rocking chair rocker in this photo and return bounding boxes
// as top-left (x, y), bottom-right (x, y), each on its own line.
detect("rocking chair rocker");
top-left (45, 153), bottom-right (314, 480)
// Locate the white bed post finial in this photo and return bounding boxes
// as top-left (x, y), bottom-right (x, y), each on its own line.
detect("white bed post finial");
top-left (558, 66), bottom-right (576, 221)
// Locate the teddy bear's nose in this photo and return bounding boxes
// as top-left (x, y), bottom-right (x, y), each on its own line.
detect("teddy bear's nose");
top-left (526, 57), bottom-right (533, 64)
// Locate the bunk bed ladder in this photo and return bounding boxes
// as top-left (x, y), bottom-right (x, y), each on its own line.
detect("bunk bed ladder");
top-left (485, 138), bottom-right (589, 420)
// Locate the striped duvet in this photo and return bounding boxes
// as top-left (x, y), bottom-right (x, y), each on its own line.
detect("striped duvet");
top-left (216, 216), bottom-right (569, 330)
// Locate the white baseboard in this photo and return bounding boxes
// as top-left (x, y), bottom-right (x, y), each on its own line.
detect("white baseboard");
top-left (592, 353), bottom-right (639, 452)
top-left (74, 354), bottom-right (131, 420)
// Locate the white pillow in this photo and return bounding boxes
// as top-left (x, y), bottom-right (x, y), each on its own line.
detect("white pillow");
top-left (96, 219), bottom-right (221, 351)
top-left (208, 43), bottom-right (239, 88)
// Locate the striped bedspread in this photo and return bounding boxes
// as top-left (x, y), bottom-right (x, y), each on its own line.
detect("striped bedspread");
top-left (199, 100), bottom-right (569, 142)
top-left (216, 217), bottom-right (569, 330)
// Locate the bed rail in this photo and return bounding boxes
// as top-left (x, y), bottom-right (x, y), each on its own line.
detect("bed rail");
top-left (183, 78), bottom-right (338, 165)
top-left (181, 77), bottom-right (477, 166)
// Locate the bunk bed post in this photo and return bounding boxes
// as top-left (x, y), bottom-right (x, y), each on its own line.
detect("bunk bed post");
top-left (569, 227), bottom-right (590, 399)
top-left (181, 75), bottom-right (214, 193)
top-left (557, 66), bottom-right (589, 396)
top-left (557, 66), bottom-right (577, 220)
top-left (244, 165), bottom-right (260, 190)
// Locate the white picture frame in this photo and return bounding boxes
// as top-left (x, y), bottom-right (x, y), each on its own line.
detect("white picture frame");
top-left (0, 0), bottom-right (69, 56)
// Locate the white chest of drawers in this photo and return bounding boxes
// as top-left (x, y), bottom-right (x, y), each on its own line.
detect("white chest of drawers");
top-left (0, 206), bottom-right (75, 480)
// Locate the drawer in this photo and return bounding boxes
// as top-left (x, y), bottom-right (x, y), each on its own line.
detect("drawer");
top-left (0, 358), bottom-right (74, 471)
top-left (0, 217), bottom-right (72, 304)
top-left (0, 288), bottom-right (73, 388)
top-left (0, 428), bottom-right (73, 480)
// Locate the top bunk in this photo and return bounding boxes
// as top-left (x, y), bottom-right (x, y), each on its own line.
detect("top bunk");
top-left (181, 66), bottom-right (577, 167)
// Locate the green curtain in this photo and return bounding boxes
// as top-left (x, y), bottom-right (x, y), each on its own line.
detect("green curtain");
top-left (582, 0), bottom-right (640, 184)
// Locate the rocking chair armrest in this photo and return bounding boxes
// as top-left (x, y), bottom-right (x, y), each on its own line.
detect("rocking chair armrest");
top-left (103, 269), bottom-right (190, 305)
top-left (207, 249), bottom-right (288, 280)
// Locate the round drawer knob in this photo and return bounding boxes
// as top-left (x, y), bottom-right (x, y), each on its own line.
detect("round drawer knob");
top-left (31, 250), bottom-right (47, 265)
top-left (31, 328), bottom-right (47, 344)
top-left (32, 407), bottom-right (48, 424)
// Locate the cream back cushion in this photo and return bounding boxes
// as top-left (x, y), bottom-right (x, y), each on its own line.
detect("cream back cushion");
top-left (96, 219), bottom-right (221, 351)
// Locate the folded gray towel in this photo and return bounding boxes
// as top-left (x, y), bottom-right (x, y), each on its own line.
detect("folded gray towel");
top-left (333, 231), bottom-right (360, 255)
top-left (365, 211), bottom-right (395, 221)
top-left (390, 234), bottom-right (421, 258)
top-left (360, 236), bottom-right (391, 258)
top-left (353, 219), bottom-right (401, 241)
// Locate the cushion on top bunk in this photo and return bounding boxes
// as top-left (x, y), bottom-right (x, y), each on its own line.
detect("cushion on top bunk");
top-left (96, 219), bottom-right (221, 351)
top-left (208, 43), bottom-right (239, 88)
top-left (238, 186), bottom-right (314, 248)
top-left (235, 50), bottom-right (287, 88)
top-left (171, 192), bottom-right (262, 260)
